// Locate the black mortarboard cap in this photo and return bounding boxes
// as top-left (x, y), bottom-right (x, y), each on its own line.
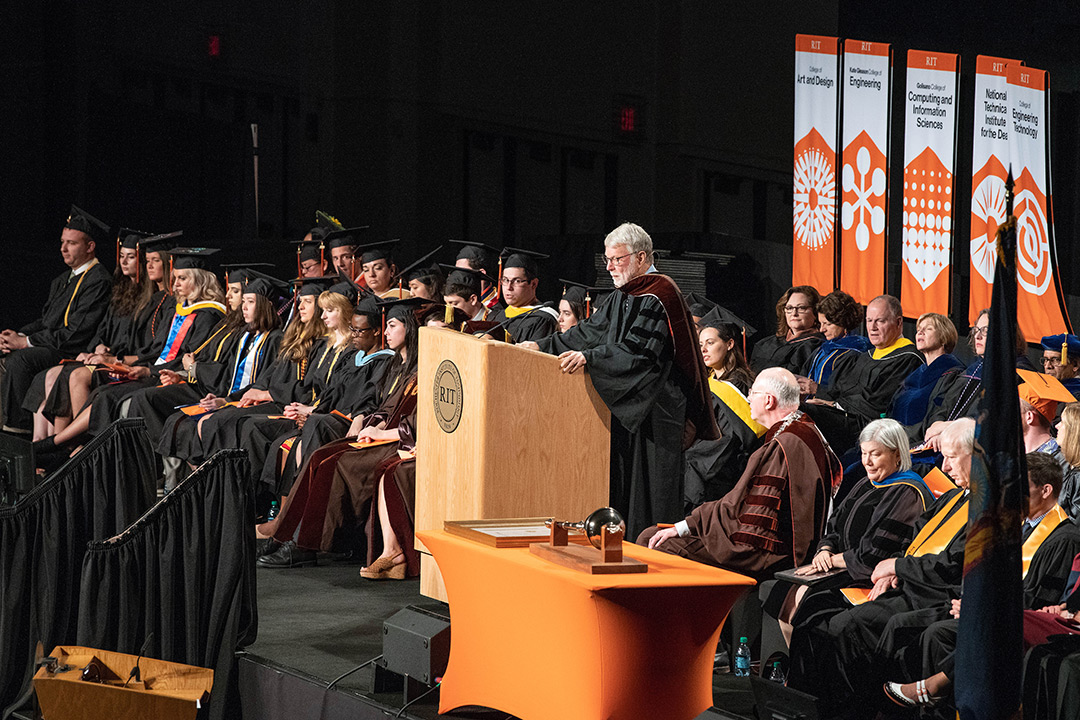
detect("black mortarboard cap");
top-left (683, 292), bottom-right (718, 318)
top-left (559, 278), bottom-right (609, 313)
top-left (327, 273), bottom-right (361, 306)
top-left (357, 238), bottom-right (400, 265)
top-left (117, 228), bottom-right (153, 250)
top-left (140, 231), bottom-right (184, 256)
top-left (437, 263), bottom-right (488, 294)
top-left (168, 247), bottom-right (220, 271)
top-left (65, 205), bottom-right (111, 245)
top-left (450, 238), bottom-right (500, 271)
top-left (355, 294), bottom-right (381, 320)
top-left (290, 239), bottom-right (324, 264)
top-left (393, 245), bottom-right (445, 282)
top-left (500, 246), bottom-right (548, 278)
top-left (698, 304), bottom-right (757, 337)
top-left (377, 296), bottom-right (431, 323)
top-left (325, 226), bottom-right (371, 251)
top-left (291, 275), bottom-right (337, 297)
top-left (221, 262), bottom-right (277, 285)
top-left (243, 276), bottom-right (291, 303)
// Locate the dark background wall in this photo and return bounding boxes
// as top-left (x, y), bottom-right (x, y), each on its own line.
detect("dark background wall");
top-left (2, 1), bottom-right (1077, 341)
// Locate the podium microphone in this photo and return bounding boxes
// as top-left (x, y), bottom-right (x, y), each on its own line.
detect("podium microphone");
top-left (124, 632), bottom-right (155, 687)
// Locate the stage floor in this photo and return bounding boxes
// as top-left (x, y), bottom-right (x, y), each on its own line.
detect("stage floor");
top-left (245, 559), bottom-right (757, 719)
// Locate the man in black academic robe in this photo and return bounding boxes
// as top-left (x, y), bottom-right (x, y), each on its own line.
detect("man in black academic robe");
top-left (0, 206), bottom-right (113, 432)
top-left (520, 223), bottom-right (717, 536)
top-left (803, 294), bottom-right (924, 456)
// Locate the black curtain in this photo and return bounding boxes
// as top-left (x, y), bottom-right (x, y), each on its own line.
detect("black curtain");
top-left (77, 450), bottom-right (257, 720)
top-left (0, 418), bottom-right (156, 715)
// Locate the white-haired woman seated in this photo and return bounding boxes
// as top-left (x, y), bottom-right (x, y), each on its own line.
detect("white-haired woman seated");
top-left (766, 418), bottom-right (944, 645)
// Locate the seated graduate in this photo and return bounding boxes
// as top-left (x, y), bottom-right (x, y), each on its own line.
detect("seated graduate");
top-left (1057, 403), bottom-right (1080, 519)
top-left (441, 264), bottom-right (491, 321)
top-left (320, 226), bottom-right (360, 278)
top-left (750, 285), bottom-right (825, 375)
top-left (405, 264), bottom-right (444, 300)
top-left (155, 275), bottom-right (329, 468)
top-left (684, 309), bottom-right (764, 509)
top-left (880, 452), bottom-right (1080, 712)
top-left (33, 246), bottom-right (226, 453)
top-left (1040, 333), bottom-right (1080, 399)
top-left (355, 238), bottom-right (406, 298)
top-left (484, 247), bottom-right (560, 342)
top-left (641, 367), bottom-right (840, 580)
top-left (557, 280), bottom-right (606, 333)
top-left (188, 281), bottom-right (357, 467)
top-left (1, 206), bottom-right (113, 433)
top-left (796, 289), bottom-right (871, 397)
top-left (253, 294), bottom-right (395, 498)
top-left (803, 294), bottom-right (924, 456)
top-left (259, 296), bottom-right (427, 568)
top-left (764, 418), bottom-right (945, 646)
top-left (449, 238), bottom-right (502, 313)
top-left (26, 229), bottom-right (164, 440)
top-left (887, 312), bottom-right (964, 429)
top-left (684, 292), bottom-right (717, 331)
top-left (291, 235), bottom-right (330, 279)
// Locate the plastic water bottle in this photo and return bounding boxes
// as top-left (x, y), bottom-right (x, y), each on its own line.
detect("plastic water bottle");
top-left (768, 661), bottom-right (786, 684)
top-left (734, 637), bottom-right (751, 677)
top-left (266, 500), bottom-right (279, 521)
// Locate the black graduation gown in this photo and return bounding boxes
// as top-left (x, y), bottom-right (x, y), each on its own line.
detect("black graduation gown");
top-left (487, 304), bottom-right (560, 343)
top-left (2, 262), bottom-right (112, 429)
top-left (256, 350), bottom-right (396, 495)
top-left (683, 375), bottom-right (762, 510)
top-left (751, 332), bottom-right (825, 375)
top-left (803, 341), bottom-right (925, 455)
top-left (536, 291), bottom-right (686, 536)
top-left (85, 303), bottom-right (226, 435)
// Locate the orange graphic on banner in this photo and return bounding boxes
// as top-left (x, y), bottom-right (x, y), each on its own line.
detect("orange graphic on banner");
top-left (840, 130), bottom-right (887, 304)
top-left (793, 127), bottom-right (837, 290)
top-left (901, 147), bottom-right (953, 316)
top-left (1013, 167), bottom-right (1066, 341)
top-left (969, 155), bottom-right (1009, 322)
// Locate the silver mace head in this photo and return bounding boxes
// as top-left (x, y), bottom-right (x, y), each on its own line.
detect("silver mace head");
top-left (545, 507), bottom-right (626, 549)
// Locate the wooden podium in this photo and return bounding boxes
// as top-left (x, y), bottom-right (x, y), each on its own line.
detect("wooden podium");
top-left (415, 327), bottom-right (611, 600)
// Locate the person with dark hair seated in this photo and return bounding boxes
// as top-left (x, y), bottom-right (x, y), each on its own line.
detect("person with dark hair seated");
top-left (797, 289), bottom-right (870, 397)
top-left (803, 294), bottom-right (924, 456)
top-left (441, 265), bottom-right (491, 321)
top-left (485, 248), bottom-right (559, 342)
top-left (888, 312), bottom-right (964, 429)
top-left (751, 285), bottom-right (825, 375)
top-left (683, 310), bottom-right (763, 509)
top-left (406, 264), bottom-right (443, 300)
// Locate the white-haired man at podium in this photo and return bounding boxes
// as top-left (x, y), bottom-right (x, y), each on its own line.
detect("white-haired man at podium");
top-left (518, 222), bottom-right (717, 536)
top-left (641, 368), bottom-right (840, 580)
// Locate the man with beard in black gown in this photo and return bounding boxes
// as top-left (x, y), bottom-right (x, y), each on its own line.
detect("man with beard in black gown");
top-left (519, 222), bottom-right (717, 536)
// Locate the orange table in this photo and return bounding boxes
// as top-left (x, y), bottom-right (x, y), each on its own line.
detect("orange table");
top-left (419, 530), bottom-right (756, 720)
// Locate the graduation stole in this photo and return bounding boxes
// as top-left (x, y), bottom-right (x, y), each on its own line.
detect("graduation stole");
top-left (229, 331), bottom-right (270, 393)
top-left (620, 273), bottom-right (718, 442)
top-left (157, 301), bottom-right (226, 365)
top-left (869, 469), bottom-right (942, 511)
top-left (1022, 505), bottom-right (1070, 579)
top-left (709, 376), bottom-right (767, 437)
top-left (905, 491), bottom-right (969, 557)
top-left (63, 259), bottom-right (99, 327)
top-left (870, 336), bottom-right (916, 360)
top-left (310, 342), bottom-right (348, 408)
top-left (504, 304), bottom-right (538, 318)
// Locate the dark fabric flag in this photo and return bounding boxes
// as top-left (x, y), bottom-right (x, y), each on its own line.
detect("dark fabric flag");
top-left (955, 217), bottom-right (1027, 719)
top-left (0, 419), bottom-right (156, 715)
top-left (77, 450), bottom-right (257, 720)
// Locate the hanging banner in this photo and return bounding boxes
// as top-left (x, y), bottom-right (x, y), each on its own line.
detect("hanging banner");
top-left (839, 39), bottom-right (891, 305)
top-left (1007, 65), bottom-right (1072, 341)
top-left (969, 56), bottom-right (1021, 323)
top-left (793, 34), bottom-right (840, 291)
top-left (900, 49), bottom-right (959, 318)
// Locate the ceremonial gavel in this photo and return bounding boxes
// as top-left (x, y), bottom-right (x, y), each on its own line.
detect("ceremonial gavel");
top-left (545, 507), bottom-right (626, 550)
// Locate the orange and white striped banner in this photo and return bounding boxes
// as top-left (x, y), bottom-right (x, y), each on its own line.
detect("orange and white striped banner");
top-left (839, 39), bottom-right (891, 305)
top-left (1007, 66), bottom-right (1072, 341)
top-left (793, 34), bottom-right (840, 292)
top-left (900, 50), bottom-right (960, 318)
top-left (969, 56), bottom-right (1020, 324)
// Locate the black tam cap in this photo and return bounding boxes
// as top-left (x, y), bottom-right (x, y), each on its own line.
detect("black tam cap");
top-left (65, 205), bottom-right (111, 245)
top-left (325, 226), bottom-right (370, 251)
top-left (698, 304), bottom-right (756, 337)
top-left (244, 275), bottom-right (291, 305)
top-left (684, 292), bottom-right (718, 319)
top-left (140, 231), bottom-right (184, 256)
top-left (291, 275), bottom-right (337, 298)
top-left (221, 262), bottom-right (276, 285)
top-left (377, 296), bottom-right (430, 323)
top-left (290, 239), bottom-right (324, 264)
top-left (357, 238), bottom-right (400, 265)
top-left (327, 274), bottom-right (361, 306)
top-left (437, 263), bottom-right (488, 295)
top-left (559, 279), bottom-right (608, 314)
top-left (117, 228), bottom-right (153, 250)
top-left (500, 246), bottom-right (548, 279)
top-left (168, 247), bottom-right (220, 271)
top-left (450, 239), bottom-right (500, 274)
top-left (355, 294), bottom-right (381, 321)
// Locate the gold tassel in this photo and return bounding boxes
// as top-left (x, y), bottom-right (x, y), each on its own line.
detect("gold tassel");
top-left (444, 304), bottom-right (453, 324)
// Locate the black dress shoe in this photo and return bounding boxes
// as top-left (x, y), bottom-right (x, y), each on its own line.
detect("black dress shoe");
top-left (256, 538), bottom-right (282, 558)
top-left (257, 540), bottom-right (317, 568)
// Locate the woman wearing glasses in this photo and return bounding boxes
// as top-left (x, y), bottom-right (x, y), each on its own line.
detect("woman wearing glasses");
top-left (751, 285), bottom-right (825, 375)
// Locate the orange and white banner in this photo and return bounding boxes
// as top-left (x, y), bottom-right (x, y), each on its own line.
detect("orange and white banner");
top-left (900, 50), bottom-right (959, 318)
top-left (969, 56), bottom-right (1020, 324)
top-left (1007, 66), bottom-right (1072, 341)
top-left (793, 34), bottom-right (840, 291)
top-left (839, 39), bottom-right (891, 305)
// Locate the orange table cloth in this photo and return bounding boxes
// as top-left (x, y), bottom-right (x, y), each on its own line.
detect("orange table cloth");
top-left (419, 530), bottom-right (756, 720)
